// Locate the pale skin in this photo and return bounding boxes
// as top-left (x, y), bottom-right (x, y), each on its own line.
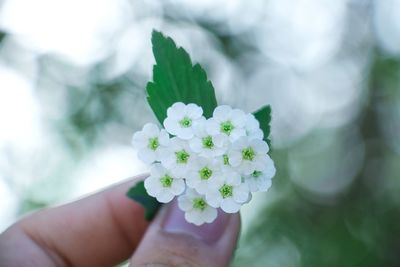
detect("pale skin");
top-left (0, 175), bottom-right (240, 267)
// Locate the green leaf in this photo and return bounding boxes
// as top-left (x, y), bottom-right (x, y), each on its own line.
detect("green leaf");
top-left (146, 30), bottom-right (218, 124)
top-left (253, 105), bottom-right (272, 147)
top-left (126, 181), bottom-right (161, 221)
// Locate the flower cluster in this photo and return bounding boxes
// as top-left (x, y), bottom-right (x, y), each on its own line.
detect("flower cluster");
top-left (132, 102), bottom-right (276, 225)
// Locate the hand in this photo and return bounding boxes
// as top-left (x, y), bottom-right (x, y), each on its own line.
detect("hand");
top-left (0, 175), bottom-right (240, 267)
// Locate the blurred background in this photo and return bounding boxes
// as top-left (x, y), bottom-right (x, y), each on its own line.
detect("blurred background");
top-left (1, 0), bottom-right (399, 266)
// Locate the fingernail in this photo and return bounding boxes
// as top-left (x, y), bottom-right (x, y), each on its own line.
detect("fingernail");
top-left (162, 200), bottom-right (231, 244)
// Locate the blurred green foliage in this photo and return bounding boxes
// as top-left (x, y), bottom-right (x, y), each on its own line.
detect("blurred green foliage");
top-left (233, 53), bottom-right (400, 267)
top-left (0, 31), bottom-right (5, 43)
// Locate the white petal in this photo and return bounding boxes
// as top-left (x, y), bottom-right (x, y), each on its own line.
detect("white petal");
top-left (131, 131), bottom-right (147, 149)
top-left (264, 165), bottom-right (276, 179)
top-left (252, 139), bottom-right (269, 154)
top-left (203, 206), bottom-right (218, 223)
top-left (221, 198), bottom-right (241, 213)
top-left (161, 154), bottom-right (176, 169)
top-left (246, 178), bottom-right (259, 192)
top-left (258, 178), bottom-right (272, 192)
top-left (243, 192), bottom-right (252, 204)
top-left (167, 102), bottom-right (186, 119)
top-left (233, 184), bottom-right (250, 203)
top-left (138, 149), bottom-right (156, 164)
top-left (245, 114), bottom-right (260, 130)
top-left (187, 161), bottom-right (201, 173)
top-left (231, 136), bottom-right (247, 150)
top-left (163, 117), bottom-right (178, 135)
top-left (195, 156), bottom-right (209, 168)
top-left (248, 129), bottom-right (264, 140)
top-left (229, 128), bottom-right (246, 142)
top-left (143, 123), bottom-right (159, 136)
top-left (170, 137), bottom-right (184, 148)
top-left (227, 151), bottom-right (241, 167)
top-left (206, 190), bottom-right (222, 208)
top-left (205, 118), bottom-right (220, 135)
top-left (186, 103), bottom-right (203, 118)
top-left (185, 171), bottom-right (200, 184)
top-left (177, 195), bottom-right (192, 211)
top-left (211, 175), bottom-right (225, 188)
top-left (157, 146), bottom-right (169, 158)
top-left (186, 153), bottom-right (197, 166)
top-left (185, 188), bottom-right (198, 198)
top-left (254, 156), bottom-right (268, 171)
top-left (171, 179), bottom-right (185, 195)
top-left (198, 148), bottom-right (211, 158)
top-left (185, 179), bottom-right (198, 190)
top-left (185, 210), bottom-right (202, 225)
top-left (212, 134), bottom-right (227, 147)
top-left (158, 129), bottom-right (170, 146)
top-left (226, 171), bottom-right (241, 185)
top-left (145, 178), bottom-right (162, 197)
top-left (176, 127), bottom-right (194, 140)
top-left (150, 163), bottom-right (165, 176)
top-left (171, 165), bottom-right (188, 177)
top-left (195, 181), bottom-right (209, 194)
top-left (157, 191), bottom-right (174, 203)
top-left (213, 105), bottom-right (231, 121)
top-left (144, 177), bottom-right (155, 191)
top-left (192, 116), bottom-right (207, 134)
top-left (241, 161), bottom-right (256, 175)
top-left (209, 168), bottom-right (222, 180)
top-left (231, 109), bottom-right (246, 127)
top-left (203, 147), bottom-right (224, 158)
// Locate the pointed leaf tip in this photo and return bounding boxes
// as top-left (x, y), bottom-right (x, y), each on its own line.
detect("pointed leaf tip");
top-left (146, 30), bottom-right (218, 123)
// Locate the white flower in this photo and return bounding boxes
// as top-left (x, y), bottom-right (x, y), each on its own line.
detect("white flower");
top-left (186, 157), bottom-right (221, 194)
top-left (163, 102), bottom-right (204, 140)
top-left (131, 123), bottom-right (170, 164)
top-left (189, 118), bottom-right (227, 157)
top-left (144, 163), bottom-right (185, 203)
top-left (245, 113), bottom-right (264, 140)
top-left (178, 189), bottom-right (218, 225)
top-left (244, 155), bottom-right (276, 192)
top-left (228, 137), bottom-right (270, 175)
top-left (133, 102), bottom-right (276, 224)
top-left (206, 105), bottom-right (247, 142)
top-left (215, 153), bottom-right (237, 175)
top-left (159, 137), bottom-right (196, 176)
top-left (205, 170), bottom-right (250, 213)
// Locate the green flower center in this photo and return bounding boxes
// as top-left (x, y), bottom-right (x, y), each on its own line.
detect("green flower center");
top-left (199, 167), bottom-right (213, 180)
top-left (192, 198), bottom-right (207, 211)
top-left (220, 121), bottom-right (234, 135)
top-left (175, 150), bottom-right (190, 164)
top-left (179, 117), bottom-right (192, 128)
top-left (148, 137), bottom-right (159, 151)
top-left (160, 175), bottom-right (173, 187)
top-left (223, 154), bottom-right (230, 165)
top-left (242, 147), bottom-right (255, 161)
top-left (202, 136), bottom-right (214, 149)
top-left (252, 170), bottom-right (262, 178)
top-left (219, 184), bottom-right (233, 199)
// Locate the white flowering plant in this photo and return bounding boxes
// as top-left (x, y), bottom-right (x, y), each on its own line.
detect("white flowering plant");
top-left (127, 31), bottom-right (275, 225)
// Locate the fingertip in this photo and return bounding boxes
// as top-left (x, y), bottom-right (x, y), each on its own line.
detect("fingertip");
top-left (130, 201), bottom-right (241, 267)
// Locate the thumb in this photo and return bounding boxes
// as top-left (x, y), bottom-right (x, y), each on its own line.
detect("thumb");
top-left (129, 200), bottom-right (241, 267)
